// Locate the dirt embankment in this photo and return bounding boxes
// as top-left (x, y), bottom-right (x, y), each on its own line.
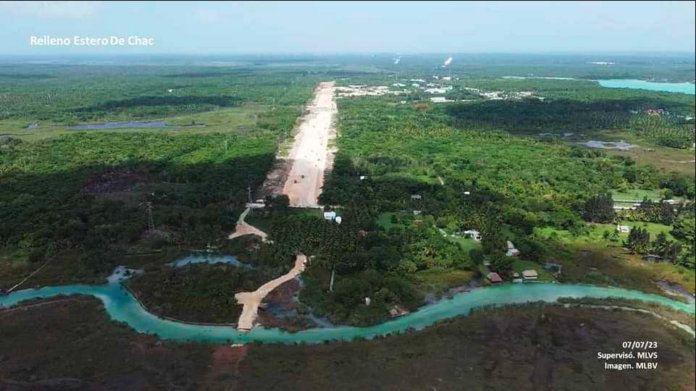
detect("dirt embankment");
top-left (260, 81), bottom-right (337, 207)
top-left (234, 254), bottom-right (307, 331)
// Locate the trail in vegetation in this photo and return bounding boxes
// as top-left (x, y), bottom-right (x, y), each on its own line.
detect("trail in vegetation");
top-left (566, 303), bottom-right (695, 337)
top-left (662, 159), bottom-right (696, 164)
top-left (228, 207), bottom-right (267, 241)
top-left (235, 254), bottom-right (307, 331)
top-left (282, 82), bottom-right (337, 207)
top-left (5, 259), bottom-right (52, 293)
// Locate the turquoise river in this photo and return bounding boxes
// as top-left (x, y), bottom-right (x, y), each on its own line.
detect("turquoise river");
top-left (1, 275), bottom-right (693, 344)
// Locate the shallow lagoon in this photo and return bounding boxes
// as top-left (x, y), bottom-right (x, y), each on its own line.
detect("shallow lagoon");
top-left (598, 79), bottom-right (695, 95)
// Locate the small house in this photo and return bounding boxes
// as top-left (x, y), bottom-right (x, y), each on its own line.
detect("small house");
top-left (616, 224), bottom-right (630, 233)
top-left (487, 272), bottom-right (503, 284)
top-left (411, 194), bottom-right (422, 200)
top-left (463, 229), bottom-right (481, 241)
top-left (506, 241), bottom-right (520, 257)
top-left (323, 211), bottom-right (337, 221)
top-left (642, 254), bottom-right (661, 262)
top-left (522, 270), bottom-right (538, 280)
top-left (389, 305), bottom-right (410, 318)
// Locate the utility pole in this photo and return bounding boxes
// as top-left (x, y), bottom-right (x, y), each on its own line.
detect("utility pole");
top-left (141, 202), bottom-right (155, 230)
top-left (247, 185), bottom-right (253, 204)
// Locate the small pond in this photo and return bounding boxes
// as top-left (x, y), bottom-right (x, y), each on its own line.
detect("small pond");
top-left (578, 140), bottom-right (636, 150)
top-left (168, 254), bottom-right (250, 268)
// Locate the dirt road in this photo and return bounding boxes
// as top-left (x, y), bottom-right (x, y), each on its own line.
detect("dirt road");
top-left (235, 254), bottom-right (307, 331)
top-left (228, 207), bottom-right (267, 241)
top-left (282, 82), bottom-right (337, 207)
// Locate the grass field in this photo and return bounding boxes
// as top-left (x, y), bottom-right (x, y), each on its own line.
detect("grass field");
top-left (0, 106), bottom-right (269, 142)
top-left (611, 188), bottom-right (664, 201)
top-left (414, 267), bottom-right (478, 293)
top-left (537, 221), bottom-right (675, 244)
top-left (444, 233), bottom-right (481, 253)
top-left (375, 212), bottom-right (411, 230)
top-left (570, 131), bottom-right (695, 177)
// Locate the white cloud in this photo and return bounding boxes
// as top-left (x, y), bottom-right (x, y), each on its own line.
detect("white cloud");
top-left (0, 1), bottom-right (103, 19)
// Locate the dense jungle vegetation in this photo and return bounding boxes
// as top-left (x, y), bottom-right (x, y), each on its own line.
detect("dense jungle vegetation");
top-left (1, 55), bottom-right (694, 328)
top-left (297, 90), bottom-right (693, 324)
top-left (0, 64), bottom-right (320, 287)
top-left (0, 65), bottom-right (318, 122)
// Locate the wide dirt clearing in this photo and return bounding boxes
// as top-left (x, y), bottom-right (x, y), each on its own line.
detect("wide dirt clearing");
top-left (282, 81), bottom-right (337, 207)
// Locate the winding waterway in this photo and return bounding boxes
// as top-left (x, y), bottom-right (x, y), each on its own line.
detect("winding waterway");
top-left (1, 275), bottom-right (693, 344)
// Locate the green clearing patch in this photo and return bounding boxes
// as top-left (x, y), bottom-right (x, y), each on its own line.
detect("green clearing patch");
top-left (414, 267), bottom-right (478, 292)
top-left (445, 234), bottom-right (481, 253)
top-left (537, 222), bottom-right (674, 244)
top-left (376, 212), bottom-right (411, 230)
top-left (2, 106), bottom-right (269, 142)
top-left (611, 188), bottom-right (663, 202)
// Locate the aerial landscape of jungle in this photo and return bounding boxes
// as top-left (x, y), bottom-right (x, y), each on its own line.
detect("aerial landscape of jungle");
top-left (1, 50), bottom-right (694, 389)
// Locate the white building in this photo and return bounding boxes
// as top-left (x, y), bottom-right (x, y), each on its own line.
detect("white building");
top-left (463, 229), bottom-right (481, 241)
top-left (324, 211), bottom-right (337, 221)
top-left (617, 225), bottom-right (630, 233)
top-left (506, 241), bottom-right (521, 257)
top-left (522, 270), bottom-right (538, 280)
top-left (430, 97), bottom-right (453, 103)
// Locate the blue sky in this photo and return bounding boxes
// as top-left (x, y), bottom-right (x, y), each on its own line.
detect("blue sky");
top-left (1, 1), bottom-right (694, 54)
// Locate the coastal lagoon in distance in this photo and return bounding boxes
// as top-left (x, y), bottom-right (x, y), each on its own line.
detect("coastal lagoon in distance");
top-left (598, 79), bottom-right (695, 95)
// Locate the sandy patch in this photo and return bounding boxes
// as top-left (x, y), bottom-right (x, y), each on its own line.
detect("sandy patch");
top-left (235, 254), bottom-right (307, 332)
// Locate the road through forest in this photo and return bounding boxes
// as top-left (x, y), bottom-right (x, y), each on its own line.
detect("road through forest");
top-left (282, 81), bottom-right (337, 207)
